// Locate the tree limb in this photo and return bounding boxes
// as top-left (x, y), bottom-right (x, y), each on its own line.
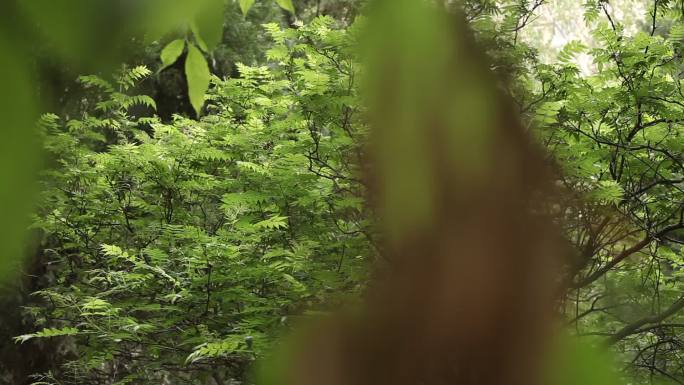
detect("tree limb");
top-left (607, 295), bottom-right (684, 344)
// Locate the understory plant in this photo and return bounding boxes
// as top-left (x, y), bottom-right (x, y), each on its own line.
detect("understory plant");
top-left (20, 17), bottom-right (372, 385)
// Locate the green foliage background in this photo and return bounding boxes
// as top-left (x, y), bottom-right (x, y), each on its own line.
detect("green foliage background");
top-left (7, 0), bottom-right (684, 384)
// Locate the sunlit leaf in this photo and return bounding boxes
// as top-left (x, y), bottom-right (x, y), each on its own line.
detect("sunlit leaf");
top-left (239, 0), bottom-right (256, 16)
top-left (275, 0), bottom-right (295, 13)
top-left (185, 43), bottom-right (211, 116)
top-left (160, 39), bottom-right (185, 70)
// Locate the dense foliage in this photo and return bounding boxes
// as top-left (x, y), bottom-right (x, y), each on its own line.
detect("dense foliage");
top-left (533, 3), bottom-right (684, 382)
top-left (19, 18), bottom-right (370, 384)
top-left (10, 0), bottom-right (684, 384)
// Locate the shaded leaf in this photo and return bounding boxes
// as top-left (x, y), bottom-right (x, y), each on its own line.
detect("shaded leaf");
top-left (192, 0), bottom-right (225, 51)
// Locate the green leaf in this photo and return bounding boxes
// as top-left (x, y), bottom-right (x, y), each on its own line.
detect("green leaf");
top-left (190, 21), bottom-right (209, 52)
top-left (558, 40), bottom-right (586, 64)
top-left (101, 244), bottom-right (124, 257)
top-left (254, 215), bottom-right (289, 230)
top-left (591, 180), bottom-right (624, 205)
top-left (275, 0), bottom-right (295, 13)
top-left (160, 39), bottom-right (185, 70)
top-left (670, 23), bottom-right (684, 42)
top-left (185, 43), bottom-right (211, 117)
top-left (128, 95), bottom-right (157, 110)
top-left (15, 327), bottom-right (79, 344)
top-left (239, 0), bottom-right (256, 16)
top-left (192, 0), bottom-right (225, 51)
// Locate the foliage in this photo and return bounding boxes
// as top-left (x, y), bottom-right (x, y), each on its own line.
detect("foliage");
top-left (15, 1), bottom-right (684, 384)
top-left (457, 1), bottom-right (684, 383)
top-left (0, 0), bottom-right (306, 281)
top-left (22, 18), bottom-right (370, 384)
top-left (0, 0), bottom-right (303, 284)
top-left (516, 2), bottom-right (684, 383)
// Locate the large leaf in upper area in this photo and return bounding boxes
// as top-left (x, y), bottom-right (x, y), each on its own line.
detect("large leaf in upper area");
top-left (185, 43), bottom-right (211, 116)
top-left (275, 0), bottom-right (295, 13)
top-left (239, 0), bottom-right (256, 16)
top-left (192, 0), bottom-right (225, 51)
top-left (0, 35), bottom-right (38, 282)
top-left (160, 39), bottom-right (185, 70)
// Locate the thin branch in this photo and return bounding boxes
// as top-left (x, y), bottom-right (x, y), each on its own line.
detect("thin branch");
top-left (573, 222), bottom-right (684, 289)
top-left (608, 294), bottom-right (684, 344)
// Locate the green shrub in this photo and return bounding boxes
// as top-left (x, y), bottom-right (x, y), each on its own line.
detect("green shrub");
top-left (22, 17), bottom-right (372, 384)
